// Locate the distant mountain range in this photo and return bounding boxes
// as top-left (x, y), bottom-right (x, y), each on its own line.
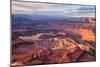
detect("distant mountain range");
top-left (12, 14), bottom-right (88, 25)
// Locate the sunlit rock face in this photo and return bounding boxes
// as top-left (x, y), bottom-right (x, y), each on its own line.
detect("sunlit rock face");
top-left (12, 13), bottom-right (96, 66)
top-left (74, 28), bottom-right (95, 42)
top-left (12, 32), bottom-right (95, 66)
top-left (47, 49), bottom-right (70, 63)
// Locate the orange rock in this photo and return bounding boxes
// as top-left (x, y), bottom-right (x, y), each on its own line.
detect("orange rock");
top-left (47, 49), bottom-right (70, 63)
top-left (69, 47), bottom-right (83, 62)
top-left (29, 60), bottom-right (43, 65)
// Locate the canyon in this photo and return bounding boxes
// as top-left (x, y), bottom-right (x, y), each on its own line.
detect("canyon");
top-left (12, 15), bottom-right (96, 66)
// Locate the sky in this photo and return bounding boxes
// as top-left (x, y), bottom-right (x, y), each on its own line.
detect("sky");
top-left (12, 1), bottom-right (96, 17)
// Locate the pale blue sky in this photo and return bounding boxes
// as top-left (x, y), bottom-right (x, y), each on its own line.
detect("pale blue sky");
top-left (12, 1), bottom-right (96, 17)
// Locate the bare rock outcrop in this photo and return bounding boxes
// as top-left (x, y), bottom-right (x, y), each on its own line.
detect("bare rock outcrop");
top-left (12, 33), bottom-right (95, 66)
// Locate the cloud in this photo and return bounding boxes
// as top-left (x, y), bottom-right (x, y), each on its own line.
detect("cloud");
top-left (12, 1), bottom-right (60, 14)
top-left (78, 6), bottom-right (95, 13)
top-left (79, 6), bottom-right (95, 10)
top-left (58, 5), bottom-right (95, 17)
top-left (12, 1), bottom-right (33, 14)
top-left (12, 1), bottom-right (95, 17)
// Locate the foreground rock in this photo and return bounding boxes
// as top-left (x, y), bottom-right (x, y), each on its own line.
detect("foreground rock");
top-left (12, 36), bottom-right (96, 66)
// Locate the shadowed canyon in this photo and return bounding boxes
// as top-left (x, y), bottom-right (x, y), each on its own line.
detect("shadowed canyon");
top-left (11, 15), bottom-right (96, 66)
